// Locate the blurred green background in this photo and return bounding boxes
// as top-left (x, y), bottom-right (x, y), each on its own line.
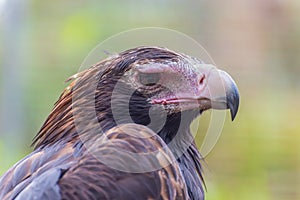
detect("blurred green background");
top-left (0, 0), bottom-right (299, 199)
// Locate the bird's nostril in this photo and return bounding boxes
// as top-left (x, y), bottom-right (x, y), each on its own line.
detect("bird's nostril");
top-left (199, 75), bottom-right (205, 85)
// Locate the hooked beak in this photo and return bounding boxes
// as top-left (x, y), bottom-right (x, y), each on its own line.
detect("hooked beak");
top-left (198, 68), bottom-right (240, 121)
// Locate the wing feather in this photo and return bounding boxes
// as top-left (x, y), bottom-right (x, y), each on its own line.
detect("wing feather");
top-left (59, 123), bottom-right (188, 200)
top-left (0, 124), bottom-right (188, 200)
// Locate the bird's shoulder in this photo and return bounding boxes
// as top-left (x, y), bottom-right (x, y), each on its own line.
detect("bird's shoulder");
top-left (59, 123), bottom-right (188, 200)
top-left (0, 142), bottom-right (76, 200)
top-left (0, 123), bottom-right (188, 200)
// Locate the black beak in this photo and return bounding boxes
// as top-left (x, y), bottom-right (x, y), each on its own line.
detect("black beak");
top-left (226, 80), bottom-right (240, 120)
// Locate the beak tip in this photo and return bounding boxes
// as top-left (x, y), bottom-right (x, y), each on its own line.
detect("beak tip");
top-left (229, 102), bottom-right (239, 121)
top-left (227, 84), bottom-right (240, 121)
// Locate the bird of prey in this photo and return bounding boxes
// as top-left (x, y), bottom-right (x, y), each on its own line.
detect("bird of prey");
top-left (0, 46), bottom-right (239, 200)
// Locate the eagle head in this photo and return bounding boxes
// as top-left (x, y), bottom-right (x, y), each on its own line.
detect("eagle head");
top-left (82, 47), bottom-right (240, 142)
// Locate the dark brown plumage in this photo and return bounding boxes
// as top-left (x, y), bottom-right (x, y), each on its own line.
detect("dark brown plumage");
top-left (0, 46), bottom-right (239, 200)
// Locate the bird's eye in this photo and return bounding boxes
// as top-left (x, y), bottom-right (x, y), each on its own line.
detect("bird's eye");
top-left (139, 72), bottom-right (161, 86)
